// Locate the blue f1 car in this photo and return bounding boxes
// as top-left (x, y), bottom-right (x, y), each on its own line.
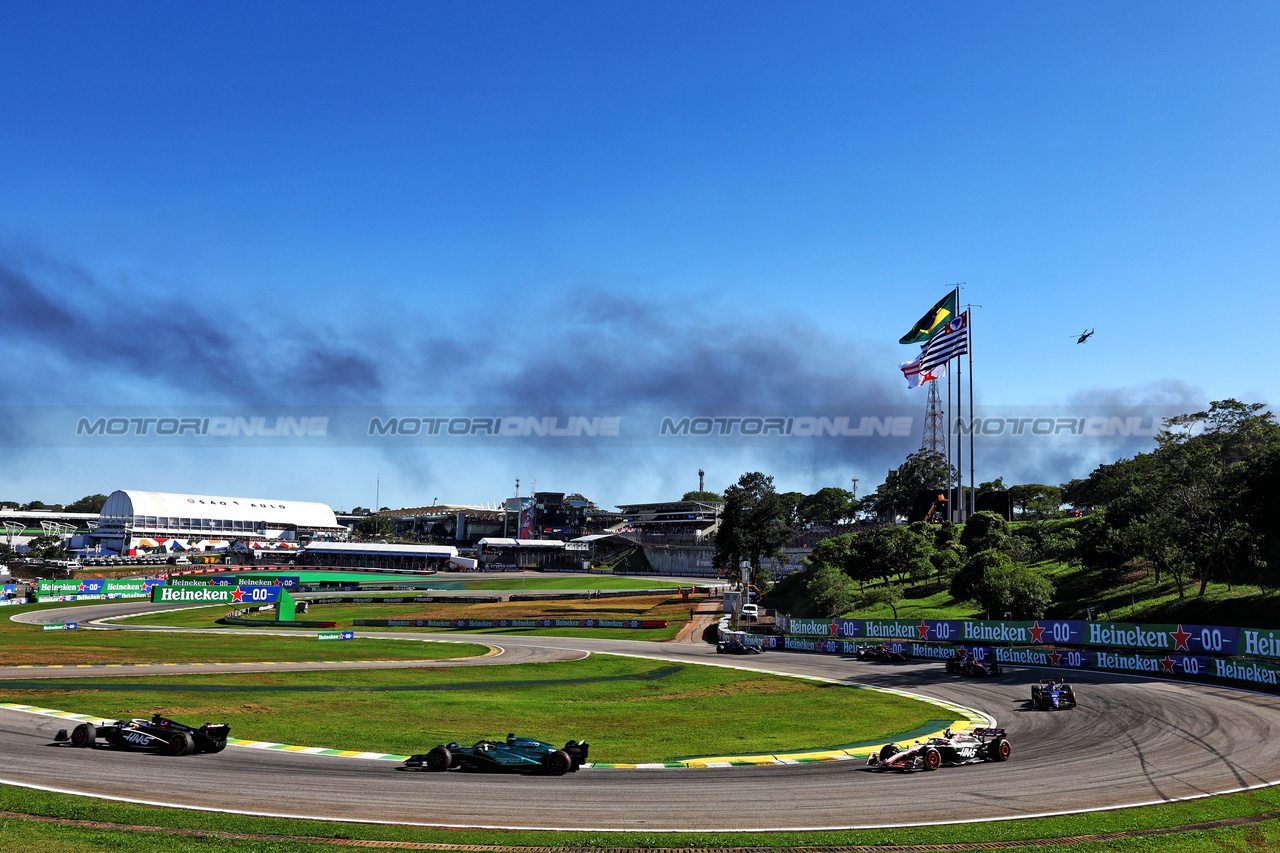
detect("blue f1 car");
top-left (1031, 679), bottom-right (1078, 710)
top-left (404, 734), bottom-right (589, 776)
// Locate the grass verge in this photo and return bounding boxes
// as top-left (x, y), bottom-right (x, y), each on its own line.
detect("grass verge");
top-left (1, 602), bottom-right (490, 665)
top-left (0, 656), bottom-right (935, 761)
top-left (120, 594), bottom-right (698, 641)
top-left (3, 781), bottom-right (1280, 850)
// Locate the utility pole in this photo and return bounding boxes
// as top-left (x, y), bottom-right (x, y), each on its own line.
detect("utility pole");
top-left (851, 478), bottom-right (859, 500)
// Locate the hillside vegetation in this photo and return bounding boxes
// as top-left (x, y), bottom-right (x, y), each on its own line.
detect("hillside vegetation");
top-left (769, 400), bottom-right (1280, 629)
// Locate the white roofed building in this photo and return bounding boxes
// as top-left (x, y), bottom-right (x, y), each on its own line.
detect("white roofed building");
top-left (90, 489), bottom-right (347, 556)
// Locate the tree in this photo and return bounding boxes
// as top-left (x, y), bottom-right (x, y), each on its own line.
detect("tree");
top-left (681, 491), bottom-right (723, 503)
top-left (803, 563), bottom-right (857, 617)
top-left (977, 478), bottom-right (1006, 496)
top-left (849, 525), bottom-right (932, 586)
top-left (1073, 400), bottom-right (1280, 596)
top-left (713, 472), bottom-right (791, 584)
top-left (800, 487), bottom-right (856, 525)
top-left (22, 534), bottom-right (67, 560)
top-left (66, 494), bottom-right (109, 513)
top-left (866, 450), bottom-right (956, 519)
top-left (779, 491), bottom-right (806, 527)
top-left (950, 549), bottom-right (1054, 619)
top-left (356, 515), bottom-right (393, 538)
top-left (21, 500), bottom-right (46, 511)
top-left (865, 583), bottom-right (905, 618)
top-left (959, 511), bottom-right (1011, 552)
top-left (1008, 484), bottom-right (1063, 519)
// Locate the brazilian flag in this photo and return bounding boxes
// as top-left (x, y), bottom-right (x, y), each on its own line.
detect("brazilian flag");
top-left (899, 291), bottom-right (958, 344)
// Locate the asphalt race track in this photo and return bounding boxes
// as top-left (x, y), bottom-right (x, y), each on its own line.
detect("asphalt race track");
top-left (3, 601), bottom-right (1280, 831)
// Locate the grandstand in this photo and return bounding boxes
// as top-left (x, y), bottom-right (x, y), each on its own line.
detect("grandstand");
top-left (89, 490), bottom-right (348, 557)
top-left (615, 499), bottom-right (724, 543)
top-left (375, 504), bottom-right (504, 544)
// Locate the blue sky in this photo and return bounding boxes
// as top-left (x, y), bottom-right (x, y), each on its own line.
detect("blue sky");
top-left (1, 2), bottom-right (1276, 510)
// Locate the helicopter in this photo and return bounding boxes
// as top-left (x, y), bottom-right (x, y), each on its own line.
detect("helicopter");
top-left (1074, 328), bottom-right (1095, 344)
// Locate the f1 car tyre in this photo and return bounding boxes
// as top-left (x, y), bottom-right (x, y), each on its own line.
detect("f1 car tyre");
top-left (879, 743), bottom-right (900, 762)
top-left (989, 738), bottom-right (1011, 761)
top-left (541, 750), bottom-right (572, 776)
top-left (204, 738), bottom-right (228, 754)
top-left (922, 746), bottom-right (941, 771)
top-left (716, 643), bottom-right (726, 654)
top-left (167, 731), bottom-right (195, 756)
top-left (425, 746), bottom-right (452, 772)
top-left (70, 723), bottom-right (96, 748)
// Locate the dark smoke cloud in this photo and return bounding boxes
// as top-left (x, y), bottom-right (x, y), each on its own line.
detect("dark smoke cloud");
top-left (0, 250), bottom-right (382, 405)
top-left (1, 248), bottom-right (1203, 496)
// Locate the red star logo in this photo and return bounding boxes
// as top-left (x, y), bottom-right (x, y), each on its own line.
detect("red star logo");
top-left (78, 582), bottom-right (89, 592)
top-left (917, 620), bottom-right (931, 640)
top-left (1029, 621), bottom-right (1046, 643)
top-left (1050, 651), bottom-right (1063, 666)
top-left (1170, 625), bottom-right (1192, 651)
top-left (1160, 656), bottom-right (1177, 674)
top-left (831, 620), bottom-right (839, 637)
top-left (230, 587), bottom-right (245, 602)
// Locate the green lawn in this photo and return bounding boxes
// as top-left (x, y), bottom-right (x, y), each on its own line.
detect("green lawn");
top-left (0, 655), bottom-right (938, 763)
top-left (0, 601), bottom-right (489, 666)
top-left (3, 779), bottom-right (1280, 851)
top-left (119, 594), bottom-right (697, 641)
top-left (463, 576), bottom-right (683, 590)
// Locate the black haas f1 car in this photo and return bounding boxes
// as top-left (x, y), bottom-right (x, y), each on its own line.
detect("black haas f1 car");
top-left (405, 733), bottom-right (589, 776)
top-left (856, 644), bottom-right (910, 662)
top-left (55, 714), bottom-right (230, 756)
top-left (717, 630), bottom-right (764, 654)
top-left (945, 650), bottom-right (1003, 677)
top-left (867, 728), bottom-right (1010, 771)
top-left (1031, 679), bottom-right (1078, 710)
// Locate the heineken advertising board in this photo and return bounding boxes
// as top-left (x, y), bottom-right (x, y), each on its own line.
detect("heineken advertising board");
top-left (38, 579), bottom-right (163, 596)
top-left (151, 585), bottom-right (282, 604)
top-left (168, 576), bottom-right (299, 588)
top-left (778, 615), bottom-right (1280, 661)
top-left (318, 631), bottom-right (355, 641)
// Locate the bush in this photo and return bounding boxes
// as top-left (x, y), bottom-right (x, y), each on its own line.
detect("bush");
top-left (804, 564), bottom-right (857, 618)
top-left (960, 511), bottom-right (1011, 552)
top-left (950, 548), bottom-right (1054, 619)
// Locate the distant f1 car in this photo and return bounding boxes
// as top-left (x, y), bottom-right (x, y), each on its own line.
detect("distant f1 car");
top-left (856, 644), bottom-right (910, 662)
top-left (404, 734), bottom-right (589, 776)
top-left (867, 728), bottom-right (1010, 771)
top-left (1031, 679), bottom-right (1078, 710)
top-left (55, 714), bottom-right (230, 756)
top-left (945, 651), bottom-right (1003, 677)
top-left (717, 631), bottom-right (764, 654)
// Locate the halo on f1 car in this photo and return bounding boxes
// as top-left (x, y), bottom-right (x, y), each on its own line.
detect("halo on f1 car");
top-left (1031, 679), bottom-right (1078, 710)
top-left (404, 733), bottom-right (589, 776)
top-left (55, 714), bottom-right (230, 756)
top-left (866, 728), bottom-right (1010, 772)
top-left (856, 644), bottom-right (910, 663)
top-left (945, 648), bottom-right (1003, 677)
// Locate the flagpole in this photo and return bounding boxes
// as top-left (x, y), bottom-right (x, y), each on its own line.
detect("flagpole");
top-left (953, 284), bottom-right (962, 522)
top-left (968, 306), bottom-right (976, 522)
top-left (946, 359), bottom-right (953, 522)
